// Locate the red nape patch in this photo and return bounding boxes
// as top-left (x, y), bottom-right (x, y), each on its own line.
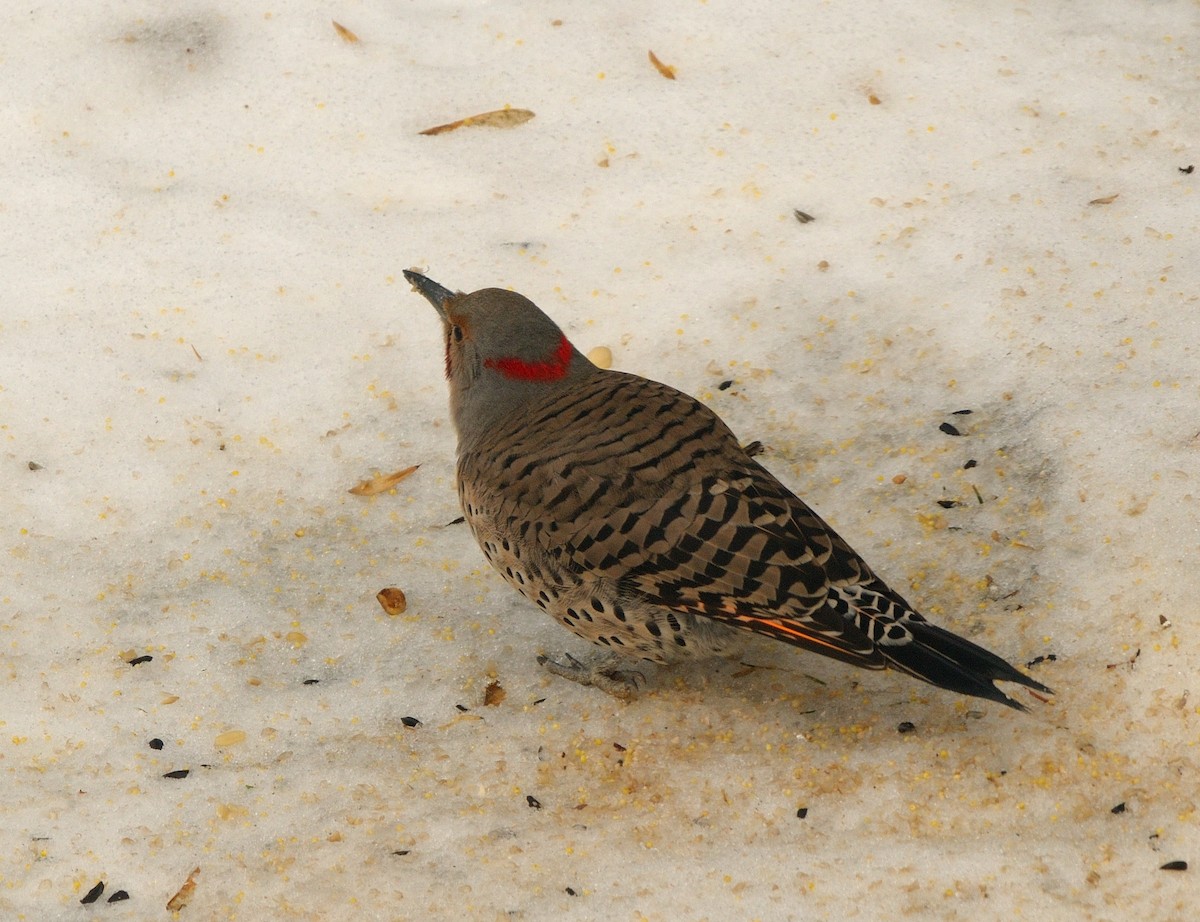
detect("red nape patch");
top-left (484, 333), bottom-right (572, 381)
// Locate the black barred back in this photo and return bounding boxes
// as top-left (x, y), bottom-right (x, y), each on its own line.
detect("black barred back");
top-left (456, 368), bottom-right (1051, 710)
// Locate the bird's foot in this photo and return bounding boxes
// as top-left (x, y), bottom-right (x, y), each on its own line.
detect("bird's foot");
top-left (536, 652), bottom-right (645, 700)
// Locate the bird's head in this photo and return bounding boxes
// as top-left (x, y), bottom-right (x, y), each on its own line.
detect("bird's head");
top-left (404, 270), bottom-right (595, 446)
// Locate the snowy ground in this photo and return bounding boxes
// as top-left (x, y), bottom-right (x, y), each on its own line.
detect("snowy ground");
top-left (2, 2), bottom-right (1197, 919)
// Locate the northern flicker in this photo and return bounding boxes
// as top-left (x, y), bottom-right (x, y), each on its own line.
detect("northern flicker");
top-left (403, 270), bottom-right (1053, 711)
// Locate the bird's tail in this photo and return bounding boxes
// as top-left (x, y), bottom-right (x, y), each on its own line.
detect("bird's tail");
top-left (882, 618), bottom-right (1053, 712)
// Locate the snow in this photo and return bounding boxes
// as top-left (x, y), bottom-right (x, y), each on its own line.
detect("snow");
top-left (2, 1), bottom-right (1197, 918)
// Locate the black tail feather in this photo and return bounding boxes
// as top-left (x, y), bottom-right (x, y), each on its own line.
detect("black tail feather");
top-left (884, 621), bottom-right (1054, 712)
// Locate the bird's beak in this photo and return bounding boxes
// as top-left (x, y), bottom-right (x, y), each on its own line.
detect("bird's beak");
top-left (403, 270), bottom-right (456, 321)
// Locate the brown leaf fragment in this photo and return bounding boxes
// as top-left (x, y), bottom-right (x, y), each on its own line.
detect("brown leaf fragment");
top-left (349, 464), bottom-right (419, 496)
top-left (648, 50), bottom-right (676, 80)
top-left (332, 21), bottom-right (359, 43)
top-left (483, 680), bottom-right (506, 706)
top-left (419, 108), bottom-right (535, 136)
top-left (377, 587), bottom-right (408, 616)
top-left (166, 867), bottom-right (200, 912)
top-left (1088, 193), bottom-right (1119, 205)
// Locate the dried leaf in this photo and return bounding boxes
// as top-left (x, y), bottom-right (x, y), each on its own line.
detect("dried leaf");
top-left (166, 867), bottom-right (200, 912)
top-left (332, 21), bottom-right (359, 43)
top-left (349, 464), bottom-right (419, 496)
top-left (483, 680), bottom-right (506, 706)
top-left (419, 108), bottom-right (535, 136)
top-left (1088, 193), bottom-right (1119, 205)
top-left (648, 50), bottom-right (676, 80)
top-left (377, 587), bottom-right (408, 616)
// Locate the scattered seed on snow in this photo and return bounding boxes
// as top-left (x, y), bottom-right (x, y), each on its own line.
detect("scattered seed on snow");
top-left (1160, 860), bottom-right (1188, 871)
top-left (376, 587), bottom-right (408, 616)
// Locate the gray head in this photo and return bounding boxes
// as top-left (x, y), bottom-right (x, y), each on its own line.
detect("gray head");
top-left (403, 270), bottom-right (597, 447)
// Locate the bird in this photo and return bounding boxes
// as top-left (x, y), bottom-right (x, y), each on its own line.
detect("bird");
top-left (402, 269), bottom-right (1053, 711)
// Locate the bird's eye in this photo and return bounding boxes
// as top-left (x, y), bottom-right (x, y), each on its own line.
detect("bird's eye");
top-left (451, 325), bottom-right (464, 343)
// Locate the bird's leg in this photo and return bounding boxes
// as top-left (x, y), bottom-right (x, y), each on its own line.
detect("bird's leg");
top-left (536, 651), bottom-right (646, 700)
